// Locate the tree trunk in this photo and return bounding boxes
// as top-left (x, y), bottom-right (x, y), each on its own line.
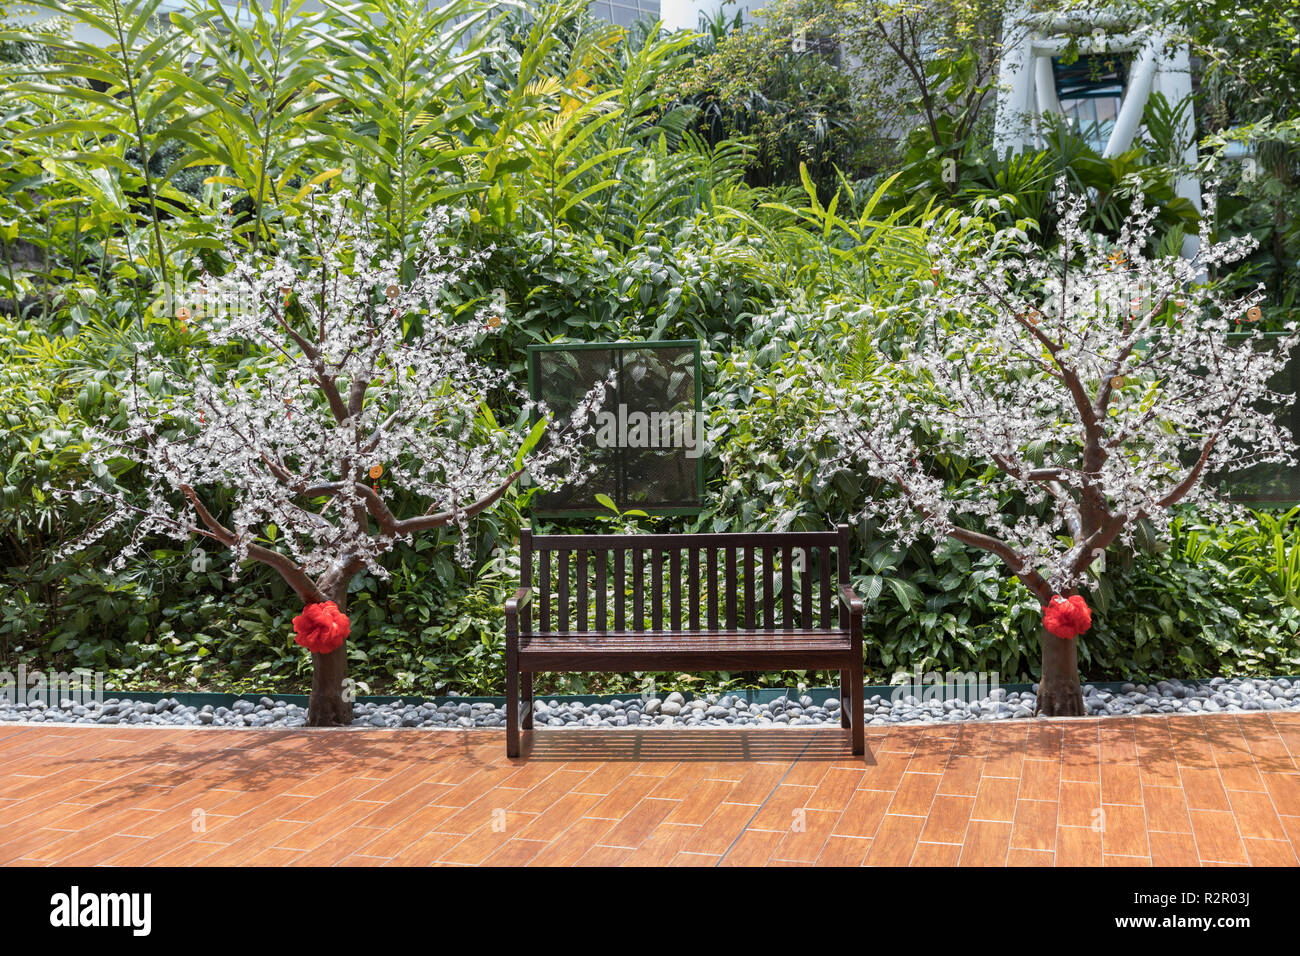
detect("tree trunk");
top-left (1035, 626), bottom-right (1085, 717)
top-left (305, 589), bottom-right (352, 727)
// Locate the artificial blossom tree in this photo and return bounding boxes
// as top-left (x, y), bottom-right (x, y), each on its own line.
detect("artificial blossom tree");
top-left (812, 184), bottom-right (1298, 716)
top-left (62, 191), bottom-right (606, 726)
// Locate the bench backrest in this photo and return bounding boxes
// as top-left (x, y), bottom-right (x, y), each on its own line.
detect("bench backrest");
top-left (520, 526), bottom-right (852, 635)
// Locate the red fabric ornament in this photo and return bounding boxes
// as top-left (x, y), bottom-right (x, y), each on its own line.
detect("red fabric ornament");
top-left (292, 601), bottom-right (350, 654)
top-left (1042, 594), bottom-right (1092, 639)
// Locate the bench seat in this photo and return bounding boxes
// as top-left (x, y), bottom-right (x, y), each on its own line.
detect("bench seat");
top-left (505, 526), bottom-right (864, 756)
top-left (519, 630), bottom-right (854, 670)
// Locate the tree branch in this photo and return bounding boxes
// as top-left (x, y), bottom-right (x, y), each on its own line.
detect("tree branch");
top-left (180, 483), bottom-right (326, 604)
top-left (394, 469), bottom-right (522, 536)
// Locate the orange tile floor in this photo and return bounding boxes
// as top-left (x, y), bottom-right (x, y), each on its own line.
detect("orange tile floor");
top-left (1, 712), bottom-right (1298, 866)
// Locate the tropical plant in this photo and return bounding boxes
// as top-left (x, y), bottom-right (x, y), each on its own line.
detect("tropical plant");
top-left (310, 0), bottom-right (495, 244)
top-left (3, 0), bottom-right (195, 289)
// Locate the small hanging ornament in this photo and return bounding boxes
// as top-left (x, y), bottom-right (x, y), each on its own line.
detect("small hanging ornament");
top-left (1246, 305), bottom-right (1262, 323)
top-left (284, 397), bottom-right (293, 421)
top-left (1111, 375), bottom-right (1125, 388)
top-left (176, 305), bottom-right (190, 332)
top-left (385, 283), bottom-right (400, 301)
top-left (484, 314), bottom-right (503, 331)
top-left (369, 464), bottom-right (383, 493)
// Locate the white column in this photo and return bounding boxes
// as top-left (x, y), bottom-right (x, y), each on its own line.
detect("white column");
top-left (993, 11), bottom-right (1038, 155)
top-left (1150, 42), bottom-right (1202, 260)
top-left (1102, 39), bottom-right (1157, 158)
top-left (1034, 55), bottom-right (1061, 115)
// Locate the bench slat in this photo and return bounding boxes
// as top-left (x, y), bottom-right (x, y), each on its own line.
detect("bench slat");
top-left (762, 546), bottom-right (775, 629)
top-left (670, 549), bottom-right (681, 631)
top-left (577, 549), bottom-right (588, 633)
top-left (539, 549), bottom-right (551, 633)
top-left (688, 548), bottom-right (700, 630)
top-left (743, 547), bottom-right (755, 629)
top-left (595, 549), bottom-right (607, 631)
top-left (558, 550), bottom-right (570, 632)
top-left (795, 546), bottom-right (806, 629)
top-left (523, 629), bottom-right (850, 644)
top-left (652, 548), bottom-right (664, 632)
top-left (706, 546), bottom-right (719, 631)
top-left (725, 547), bottom-right (737, 629)
top-left (782, 544), bottom-right (793, 632)
top-left (519, 630), bottom-right (854, 671)
top-left (819, 544), bottom-right (832, 630)
top-left (613, 549), bottom-right (625, 631)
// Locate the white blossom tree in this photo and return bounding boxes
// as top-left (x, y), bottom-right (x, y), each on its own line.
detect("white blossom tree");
top-left (61, 191), bottom-right (608, 725)
top-left (810, 184), bottom-right (1298, 715)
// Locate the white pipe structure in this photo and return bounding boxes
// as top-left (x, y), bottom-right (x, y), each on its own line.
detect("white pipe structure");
top-left (1149, 40), bottom-right (1203, 260)
top-left (1102, 38), bottom-right (1158, 158)
top-left (992, 25), bottom-right (1036, 152)
top-left (1034, 54), bottom-right (1061, 115)
top-left (993, 9), bottom-right (1202, 261)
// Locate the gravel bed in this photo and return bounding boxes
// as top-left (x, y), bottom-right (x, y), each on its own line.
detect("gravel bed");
top-left (0, 677), bottom-right (1297, 728)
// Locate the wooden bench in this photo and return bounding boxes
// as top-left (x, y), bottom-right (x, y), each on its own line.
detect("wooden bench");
top-left (504, 525), bottom-right (864, 756)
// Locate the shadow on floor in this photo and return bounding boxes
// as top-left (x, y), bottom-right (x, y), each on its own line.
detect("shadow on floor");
top-left (513, 727), bottom-right (876, 763)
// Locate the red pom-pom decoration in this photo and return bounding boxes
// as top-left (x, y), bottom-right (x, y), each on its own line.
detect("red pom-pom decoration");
top-left (292, 601), bottom-right (350, 654)
top-left (1042, 594), bottom-right (1092, 639)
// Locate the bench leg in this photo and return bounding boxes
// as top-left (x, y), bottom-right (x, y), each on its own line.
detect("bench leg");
top-left (839, 669), bottom-right (851, 728)
top-left (521, 672), bottom-right (534, 730)
top-left (506, 659), bottom-right (520, 758)
top-left (850, 661), bottom-right (865, 756)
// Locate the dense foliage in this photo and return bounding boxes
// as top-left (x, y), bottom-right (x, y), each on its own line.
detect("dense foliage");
top-left (0, 0), bottom-right (1297, 698)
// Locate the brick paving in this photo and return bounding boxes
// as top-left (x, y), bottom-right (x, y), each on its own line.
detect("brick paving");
top-left (1, 712), bottom-right (1297, 866)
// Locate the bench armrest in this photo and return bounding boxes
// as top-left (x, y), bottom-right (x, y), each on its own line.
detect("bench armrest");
top-left (505, 587), bottom-right (533, 616)
top-left (838, 583), bottom-right (863, 616)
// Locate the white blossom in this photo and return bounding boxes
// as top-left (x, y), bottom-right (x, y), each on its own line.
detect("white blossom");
top-left (808, 180), bottom-right (1298, 601)
top-left (61, 190), bottom-right (607, 602)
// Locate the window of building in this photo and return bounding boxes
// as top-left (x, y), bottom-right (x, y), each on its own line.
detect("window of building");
top-left (1053, 53), bottom-right (1127, 152)
top-left (586, 0), bottom-right (661, 27)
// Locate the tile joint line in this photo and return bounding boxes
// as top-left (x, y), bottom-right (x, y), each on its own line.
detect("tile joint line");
top-left (714, 730), bottom-right (822, 867)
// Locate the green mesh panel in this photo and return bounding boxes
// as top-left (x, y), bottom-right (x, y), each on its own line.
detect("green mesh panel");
top-left (527, 341), bottom-right (703, 515)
